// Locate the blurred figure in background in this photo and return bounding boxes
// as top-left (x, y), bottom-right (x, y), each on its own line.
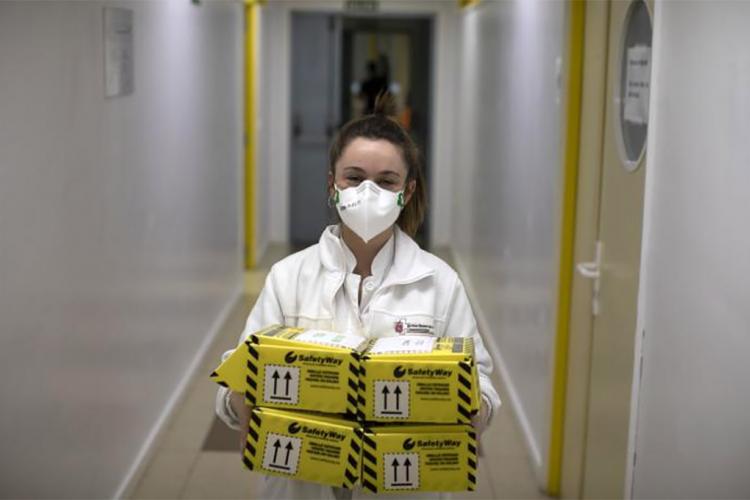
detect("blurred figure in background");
top-left (359, 58), bottom-right (389, 115)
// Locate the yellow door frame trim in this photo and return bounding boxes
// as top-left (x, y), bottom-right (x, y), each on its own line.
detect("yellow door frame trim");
top-left (549, 0), bottom-right (586, 495)
top-left (244, 0), bottom-right (261, 269)
top-left (458, 0), bottom-right (481, 8)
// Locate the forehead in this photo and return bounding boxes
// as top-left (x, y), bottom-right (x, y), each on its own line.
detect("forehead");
top-left (336, 138), bottom-right (407, 176)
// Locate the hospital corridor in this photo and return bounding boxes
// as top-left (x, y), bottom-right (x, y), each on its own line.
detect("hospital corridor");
top-left (1, 1), bottom-right (749, 499)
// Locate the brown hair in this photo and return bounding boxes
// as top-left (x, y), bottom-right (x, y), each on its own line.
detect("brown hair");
top-left (329, 91), bottom-right (427, 237)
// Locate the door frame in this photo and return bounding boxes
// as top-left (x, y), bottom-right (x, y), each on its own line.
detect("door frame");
top-left (558, 1), bottom-right (610, 497)
top-left (245, 0), bottom-right (260, 269)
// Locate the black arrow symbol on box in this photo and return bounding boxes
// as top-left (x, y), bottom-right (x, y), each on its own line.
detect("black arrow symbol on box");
top-left (272, 439), bottom-right (281, 463)
top-left (394, 385), bottom-right (402, 411)
top-left (284, 371), bottom-right (292, 395)
top-left (392, 457), bottom-right (400, 482)
top-left (382, 385), bottom-right (390, 410)
top-left (284, 441), bottom-right (293, 465)
top-left (404, 457), bottom-right (412, 482)
top-left (272, 370), bottom-right (280, 394)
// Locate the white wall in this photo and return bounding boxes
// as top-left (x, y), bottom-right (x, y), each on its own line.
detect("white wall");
top-left (0, 2), bottom-right (243, 497)
top-left (258, 2), bottom-right (292, 246)
top-left (451, 0), bottom-right (567, 481)
top-left (630, 1), bottom-right (750, 497)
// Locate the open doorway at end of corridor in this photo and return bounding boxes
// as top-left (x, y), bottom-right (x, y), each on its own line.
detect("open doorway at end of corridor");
top-left (290, 13), bottom-right (433, 250)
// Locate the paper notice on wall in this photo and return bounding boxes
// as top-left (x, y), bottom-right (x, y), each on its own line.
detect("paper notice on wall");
top-left (104, 7), bottom-right (134, 98)
top-left (623, 45), bottom-right (651, 125)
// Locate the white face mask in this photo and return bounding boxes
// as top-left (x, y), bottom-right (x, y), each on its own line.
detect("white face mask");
top-left (335, 180), bottom-right (405, 243)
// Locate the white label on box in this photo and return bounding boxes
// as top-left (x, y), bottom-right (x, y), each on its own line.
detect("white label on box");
top-left (374, 380), bottom-right (410, 418)
top-left (263, 365), bottom-right (300, 404)
top-left (369, 336), bottom-right (436, 354)
top-left (293, 330), bottom-right (365, 350)
top-left (384, 452), bottom-right (419, 490)
top-left (262, 433), bottom-right (301, 475)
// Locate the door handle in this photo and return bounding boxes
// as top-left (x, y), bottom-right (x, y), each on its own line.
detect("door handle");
top-left (576, 261), bottom-right (600, 279)
top-left (576, 241), bottom-right (603, 316)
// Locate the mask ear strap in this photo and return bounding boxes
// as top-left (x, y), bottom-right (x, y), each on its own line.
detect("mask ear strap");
top-left (397, 192), bottom-right (405, 208)
top-left (328, 189), bottom-right (340, 208)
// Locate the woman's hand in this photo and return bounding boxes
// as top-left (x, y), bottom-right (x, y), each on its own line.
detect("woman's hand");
top-left (229, 391), bottom-right (253, 453)
top-left (471, 398), bottom-right (490, 435)
top-left (471, 398), bottom-right (490, 456)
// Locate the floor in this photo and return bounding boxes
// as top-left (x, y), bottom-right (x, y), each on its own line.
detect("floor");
top-left (130, 247), bottom-right (548, 500)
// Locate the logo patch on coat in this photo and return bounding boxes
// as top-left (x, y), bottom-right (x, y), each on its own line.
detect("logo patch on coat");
top-left (394, 318), bottom-right (434, 335)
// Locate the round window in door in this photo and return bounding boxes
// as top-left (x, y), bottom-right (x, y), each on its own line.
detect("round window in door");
top-left (615, 0), bottom-right (652, 171)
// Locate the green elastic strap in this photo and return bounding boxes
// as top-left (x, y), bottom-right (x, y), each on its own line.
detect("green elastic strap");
top-left (397, 192), bottom-right (405, 208)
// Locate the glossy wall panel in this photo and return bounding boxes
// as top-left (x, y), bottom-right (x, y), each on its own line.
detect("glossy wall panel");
top-left (632, 2), bottom-right (750, 497)
top-left (452, 0), bottom-right (566, 475)
top-left (0, 2), bottom-right (243, 497)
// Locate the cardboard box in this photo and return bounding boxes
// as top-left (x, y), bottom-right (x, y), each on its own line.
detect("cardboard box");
top-left (211, 325), bottom-right (366, 417)
top-left (242, 407), bottom-right (362, 489)
top-left (360, 424), bottom-right (478, 493)
top-left (357, 336), bottom-right (481, 423)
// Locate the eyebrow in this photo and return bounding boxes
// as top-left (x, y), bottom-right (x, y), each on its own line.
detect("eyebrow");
top-left (341, 166), bottom-right (402, 178)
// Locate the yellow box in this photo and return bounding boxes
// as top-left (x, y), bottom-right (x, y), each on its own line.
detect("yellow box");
top-left (211, 325), bottom-right (366, 417)
top-left (358, 336), bottom-right (481, 424)
top-left (360, 424), bottom-right (478, 493)
top-left (243, 407), bottom-right (362, 489)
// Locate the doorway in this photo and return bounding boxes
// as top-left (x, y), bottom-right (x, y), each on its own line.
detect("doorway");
top-left (289, 13), bottom-right (433, 248)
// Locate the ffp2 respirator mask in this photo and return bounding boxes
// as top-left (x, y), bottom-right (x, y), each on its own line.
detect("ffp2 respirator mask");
top-left (335, 180), bottom-right (404, 243)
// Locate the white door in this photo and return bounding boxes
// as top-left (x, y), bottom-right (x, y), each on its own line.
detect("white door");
top-left (290, 13), bottom-right (341, 246)
top-left (578, 0), bottom-right (653, 497)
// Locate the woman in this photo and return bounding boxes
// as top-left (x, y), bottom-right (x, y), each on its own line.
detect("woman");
top-left (215, 93), bottom-right (500, 499)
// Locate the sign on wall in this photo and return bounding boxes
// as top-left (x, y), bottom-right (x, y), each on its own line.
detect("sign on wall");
top-left (103, 7), bottom-right (134, 98)
top-left (623, 45), bottom-right (651, 125)
top-left (345, 0), bottom-right (379, 12)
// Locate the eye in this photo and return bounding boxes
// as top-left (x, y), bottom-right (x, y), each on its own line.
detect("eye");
top-left (345, 175), bottom-right (363, 185)
top-left (378, 179), bottom-right (399, 190)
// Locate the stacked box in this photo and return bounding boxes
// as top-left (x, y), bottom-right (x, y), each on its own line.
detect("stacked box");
top-left (211, 327), bottom-right (484, 493)
top-left (211, 325), bottom-right (366, 417)
top-left (243, 407), bottom-right (362, 489)
top-left (360, 424), bottom-right (477, 494)
top-left (357, 335), bottom-right (482, 424)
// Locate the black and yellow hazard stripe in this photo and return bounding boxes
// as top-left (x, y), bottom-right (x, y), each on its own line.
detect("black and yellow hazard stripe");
top-left (346, 354), bottom-right (360, 418)
top-left (467, 429), bottom-right (478, 491)
top-left (242, 410), bottom-right (263, 471)
top-left (357, 363), bottom-right (368, 421)
top-left (361, 430), bottom-right (379, 493)
top-left (457, 361), bottom-right (475, 423)
top-left (210, 371), bottom-right (229, 387)
top-left (342, 429), bottom-right (362, 489)
top-left (245, 341), bottom-right (260, 406)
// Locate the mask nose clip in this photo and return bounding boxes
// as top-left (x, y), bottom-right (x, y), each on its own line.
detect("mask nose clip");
top-left (357, 180), bottom-right (379, 194)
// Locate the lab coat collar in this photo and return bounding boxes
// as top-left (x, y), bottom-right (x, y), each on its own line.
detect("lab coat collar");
top-left (319, 224), bottom-right (433, 287)
top-left (340, 228), bottom-right (395, 285)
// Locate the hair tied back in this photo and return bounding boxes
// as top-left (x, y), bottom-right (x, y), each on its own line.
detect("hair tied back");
top-left (373, 90), bottom-right (398, 118)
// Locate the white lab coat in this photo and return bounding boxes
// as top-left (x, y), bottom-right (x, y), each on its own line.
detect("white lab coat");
top-left (215, 225), bottom-right (501, 499)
